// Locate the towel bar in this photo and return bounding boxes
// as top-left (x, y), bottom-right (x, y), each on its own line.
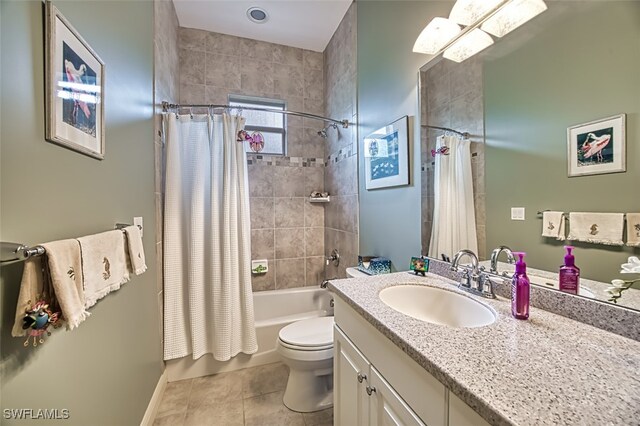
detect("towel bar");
top-left (0, 223), bottom-right (142, 264)
top-left (537, 211), bottom-right (627, 219)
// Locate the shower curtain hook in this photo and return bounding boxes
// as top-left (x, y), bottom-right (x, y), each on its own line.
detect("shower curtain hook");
top-left (189, 107), bottom-right (194, 120)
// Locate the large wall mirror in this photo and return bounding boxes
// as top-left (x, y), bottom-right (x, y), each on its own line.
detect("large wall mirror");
top-left (419, 1), bottom-right (639, 311)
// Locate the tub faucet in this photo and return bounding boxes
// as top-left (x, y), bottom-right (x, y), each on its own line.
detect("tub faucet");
top-left (490, 246), bottom-right (515, 276)
top-left (451, 249), bottom-right (495, 299)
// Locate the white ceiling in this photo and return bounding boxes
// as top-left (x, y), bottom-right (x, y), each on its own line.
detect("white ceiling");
top-left (172, 0), bottom-right (353, 52)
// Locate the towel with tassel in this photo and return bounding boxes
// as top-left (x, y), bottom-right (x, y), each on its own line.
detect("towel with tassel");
top-left (626, 213), bottom-right (640, 247)
top-left (78, 230), bottom-right (130, 309)
top-left (12, 257), bottom-right (48, 337)
top-left (12, 239), bottom-right (91, 336)
top-left (123, 225), bottom-right (147, 275)
top-left (541, 211), bottom-right (566, 240)
top-left (567, 212), bottom-right (624, 246)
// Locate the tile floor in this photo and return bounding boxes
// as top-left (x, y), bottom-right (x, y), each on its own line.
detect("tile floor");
top-left (153, 362), bottom-right (333, 426)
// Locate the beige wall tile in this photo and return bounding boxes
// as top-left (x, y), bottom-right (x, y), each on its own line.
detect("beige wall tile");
top-left (273, 166), bottom-right (305, 197)
top-left (248, 164), bottom-right (274, 197)
top-left (251, 264), bottom-right (275, 291)
top-left (251, 229), bottom-right (274, 260)
top-left (305, 227), bottom-right (324, 257)
top-left (275, 258), bottom-right (306, 288)
top-left (273, 44), bottom-right (303, 66)
top-left (275, 228), bottom-right (305, 259)
top-left (241, 61), bottom-right (274, 94)
top-left (206, 32), bottom-right (240, 56)
top-left (239, 38), bottom-right (274, 62)
top-left (305, 256), bottom-right (325, 287)
top-left (303, 69), bottom-right (323, 101)
top-left (205, 53), bottom-right (241, 89)
top-left (304, 200), bottom-right (324, 227)
top-left (274, 197), bottom-right (304, 228)
top-left (304, 166), bottom-right (324, 195)
top-left (179, 48), bottom-right (205, 85)
top-left (179, 83), bottom-right (205, 104)
top-left (250, 197), bottom-right (274, 229)
top-left (179, 27), bottom-right (207, 51)
top-left (303, 50), bottom-right (323, 71)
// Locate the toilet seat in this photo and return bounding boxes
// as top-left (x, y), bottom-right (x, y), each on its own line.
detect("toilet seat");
top-left (278, 316), bottom-right (334, 349)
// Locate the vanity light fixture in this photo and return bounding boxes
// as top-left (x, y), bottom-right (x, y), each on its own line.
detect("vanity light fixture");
top-left (413, 0), bottom-right (547, 62)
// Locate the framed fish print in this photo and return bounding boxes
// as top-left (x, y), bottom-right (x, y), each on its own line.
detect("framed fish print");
top-left (567, 114), bottom-right (625, 177)
top-left (45, 1), bottom-right (105, 159)
top-left (364, 116), bottom-right (410, 190)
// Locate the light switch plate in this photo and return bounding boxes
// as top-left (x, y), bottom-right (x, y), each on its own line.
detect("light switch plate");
top-left (511, 207), bottom-right (525, 221)
top-left (134, 216), bottom-right (143, 237)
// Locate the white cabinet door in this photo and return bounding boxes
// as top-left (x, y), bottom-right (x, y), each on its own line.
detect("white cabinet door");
top-left (369, 366), bottom-right (426, 426)
top-left (335, 326), bottom-right (370, 426)
top-left (448, 392), bottom-right (491, 426)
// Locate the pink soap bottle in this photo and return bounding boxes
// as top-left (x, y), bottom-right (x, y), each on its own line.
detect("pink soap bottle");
top-left (559, 245), bottom-right (580, 295)
top-left (511, 252), bottom-right (530, 320)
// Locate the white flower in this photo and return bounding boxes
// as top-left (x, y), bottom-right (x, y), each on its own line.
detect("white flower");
top-left (620, 256), bottom-right (640, 274)
top-left (606, 287), bottom-right (623, 297)
top-left (610, 279), bottom-right (626, 288)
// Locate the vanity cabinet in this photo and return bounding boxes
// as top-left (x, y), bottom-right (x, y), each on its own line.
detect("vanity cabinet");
top-left (334, 298), bottom-right (490, 426)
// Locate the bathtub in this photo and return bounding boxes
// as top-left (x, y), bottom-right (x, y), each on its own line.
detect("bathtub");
top-left (166, 286), bottom-right (334, 382)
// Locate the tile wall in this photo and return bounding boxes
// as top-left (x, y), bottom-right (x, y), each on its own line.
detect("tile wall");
top-left (324, 4), bottom-right (359, 279)
top-left (154, 0), bottom-right (180, 360)
top-left (420, 56), bottom-right (487, 259)
top-left (177, 27), bottom-right (327, 290)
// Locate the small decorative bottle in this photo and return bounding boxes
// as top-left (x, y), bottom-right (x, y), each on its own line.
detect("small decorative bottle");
top-left (559, 245), bottom-right (580, 295)
top-left (511, 252), bottom-right (530, 320)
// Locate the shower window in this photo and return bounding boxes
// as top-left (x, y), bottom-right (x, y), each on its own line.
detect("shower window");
top-left (228, 94), bottom-right (287, 155)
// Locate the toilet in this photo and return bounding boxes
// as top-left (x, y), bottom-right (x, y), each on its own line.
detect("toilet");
top-left (276, 316), bottom-right (335, 413)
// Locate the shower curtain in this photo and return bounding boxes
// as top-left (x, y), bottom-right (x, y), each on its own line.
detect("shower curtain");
top-left (163, 112), bottom-right (258, 361)
top-left (429, 135), bottom-right (478, 260)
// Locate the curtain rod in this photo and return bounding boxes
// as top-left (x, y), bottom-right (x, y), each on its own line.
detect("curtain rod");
top-left (162, 101), bottom-right (350, 129)
top-left (421, 124), bottom-right (470, 138)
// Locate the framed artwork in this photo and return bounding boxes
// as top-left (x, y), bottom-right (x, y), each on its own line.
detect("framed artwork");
top-left (567, 114), bottom-right (625, 177)
top-left (45, 1), bottom-right (105, 159)
top-left (364, 116), bottom-right (410, 190)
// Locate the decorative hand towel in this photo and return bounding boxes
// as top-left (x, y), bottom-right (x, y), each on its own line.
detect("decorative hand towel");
top-left (123, 225), bottom-right (147, 275)
top-left (541, 211), bottom-right (566, 240)
top-left (41, 239), bottom-right (90, 330)
top-left (12, 257), bottom-right (48, 337)
top-left (567, 212), bottom-right (624, 246)
top-left (625, 213), bottom-right (640, 247)
top-left (78, 230), bottom-right (130, 309)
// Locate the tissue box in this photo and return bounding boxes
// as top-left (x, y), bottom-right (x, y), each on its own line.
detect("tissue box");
top-left (357, 255), bottom-right (391, 275)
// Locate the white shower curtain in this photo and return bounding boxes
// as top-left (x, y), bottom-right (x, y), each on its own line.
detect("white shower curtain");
top-left (429, 135), bottom-right (478, 260)
top-left (163, 112), bottom-right (258, 361)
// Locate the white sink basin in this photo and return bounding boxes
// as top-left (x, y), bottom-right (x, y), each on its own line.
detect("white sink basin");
top-left (379, 285), bottom-right (496, 328)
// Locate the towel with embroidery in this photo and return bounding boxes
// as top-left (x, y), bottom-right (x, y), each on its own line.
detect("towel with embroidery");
top-left (78, 230), bottom-right (130, 309)
top-left (567, 212), bottom-right (624, 246)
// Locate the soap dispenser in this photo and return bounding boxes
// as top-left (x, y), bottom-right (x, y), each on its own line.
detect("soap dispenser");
top-left (511, 252), bottom-right (530, 320)
top-left (559, 245), bottom-right (580, 295)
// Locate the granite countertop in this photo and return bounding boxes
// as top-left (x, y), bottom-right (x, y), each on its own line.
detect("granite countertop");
top-left (480, 260), bottom-right (640, 311)
top-left (328, 272), bottom-right (640, 426)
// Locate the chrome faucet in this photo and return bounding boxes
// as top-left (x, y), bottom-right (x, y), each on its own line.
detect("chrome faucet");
top-left (490, 246), bottom-right (516, 276)
top-left (451, 249), bottom-right (496, 299)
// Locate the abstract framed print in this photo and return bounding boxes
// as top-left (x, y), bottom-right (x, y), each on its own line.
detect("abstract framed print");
top-left (364, 116), bottom-right (410, 190)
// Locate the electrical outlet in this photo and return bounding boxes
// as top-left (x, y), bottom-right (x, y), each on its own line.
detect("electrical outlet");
top-left (134, 217), bottom-right (143, 237)
top-left (511, 208), bottom-right (525, 221)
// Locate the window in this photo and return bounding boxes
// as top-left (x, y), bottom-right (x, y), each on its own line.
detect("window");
top-left (228, 94), bottom-right (286, 155)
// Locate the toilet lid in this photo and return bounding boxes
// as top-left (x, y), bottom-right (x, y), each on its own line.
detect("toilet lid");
top-left (279, 317), bottom-right (334, 348)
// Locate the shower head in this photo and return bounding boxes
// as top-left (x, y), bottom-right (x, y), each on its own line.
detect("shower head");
top-left (317, 123), bottom-right (338, 139)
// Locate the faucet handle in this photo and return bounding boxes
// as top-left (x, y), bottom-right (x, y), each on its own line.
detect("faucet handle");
top-left (459, 268), bottom-right (472, 288)
top-left (478, 273), bottom-right (497, 299)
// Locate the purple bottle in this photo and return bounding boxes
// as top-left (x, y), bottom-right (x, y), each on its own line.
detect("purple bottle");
top-left (559, 245), bottom-right (580, 295)
top-left (511, 252), bottom-right (530, 320)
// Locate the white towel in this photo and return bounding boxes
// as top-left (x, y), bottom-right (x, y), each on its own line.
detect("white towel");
top-left (625, 213), bottom-right (640, 247)
top-left (123, 226), bottom-right (147, 275)
top-left (567, 212), bottom-right (624, 246)
top-left (12, 257), bottom-right (47, 337)
top-left (42, 239), bottom-right (90, 330)
top-left (78, 230), bottom-right (130, 309)
top-left (541, 211), bottom-right (566, 240)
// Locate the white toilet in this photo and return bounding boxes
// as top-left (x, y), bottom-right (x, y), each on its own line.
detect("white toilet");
top-left (276, 316), bottom-right (335, 413)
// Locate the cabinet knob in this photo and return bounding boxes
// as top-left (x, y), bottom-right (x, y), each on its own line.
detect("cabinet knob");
top-left (357, 372), bottom-right (367, 383)
top-left (366, 386), bottom-right (376, 396)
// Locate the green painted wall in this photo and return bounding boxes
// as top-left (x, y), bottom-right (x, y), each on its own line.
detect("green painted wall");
top-left (485, 2), bottom-right (640, 283)
top-left (0, 1), bottom-right (161, 424)
top-left (357, 1), bottom-right (452, 270)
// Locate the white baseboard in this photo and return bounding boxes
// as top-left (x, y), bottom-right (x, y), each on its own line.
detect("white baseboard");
top-left (140, 369), bottom-right (168, 426)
